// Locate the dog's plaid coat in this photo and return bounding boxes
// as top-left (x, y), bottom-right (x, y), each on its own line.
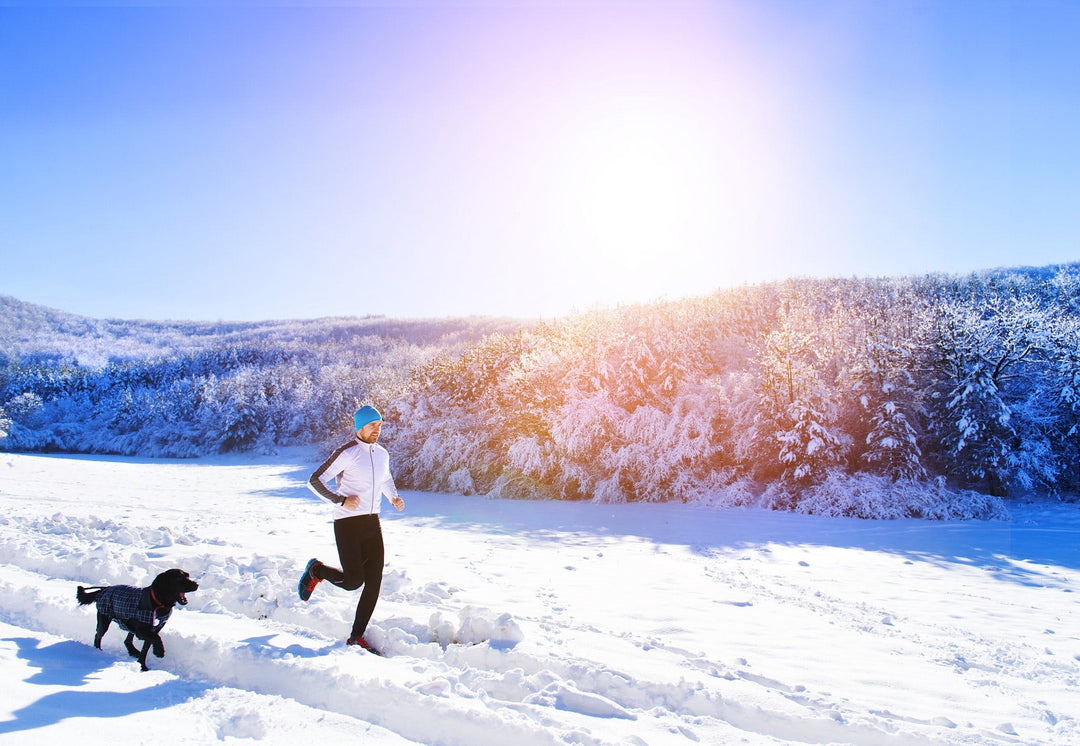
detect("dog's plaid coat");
top-left (95, 585), bottom-right (171, 632)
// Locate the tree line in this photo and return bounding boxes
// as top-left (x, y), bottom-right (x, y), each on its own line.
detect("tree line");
top-left (3, 265), bottom-right (1079, 517)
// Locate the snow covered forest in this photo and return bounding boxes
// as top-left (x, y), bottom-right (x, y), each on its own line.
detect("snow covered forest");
top-left (4, 263), bottom-right (1080, 517)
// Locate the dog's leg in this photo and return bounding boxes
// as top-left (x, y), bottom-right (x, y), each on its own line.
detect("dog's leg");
top-left (137, 637), bottom-right (154, 671)
top-left (94, 614), bottom-right (111, 649)
top-left (124, 633), bottom-right (140, 659)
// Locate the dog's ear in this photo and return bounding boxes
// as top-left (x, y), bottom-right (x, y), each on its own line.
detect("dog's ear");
top-left (152, 570), bottom-right (179, 601)
top-left (173, 570), bottom-right (198, 590)
top-left (172, 568), bottom-right (199, 592)
top-left (152, 568), bottom-right (198, 605)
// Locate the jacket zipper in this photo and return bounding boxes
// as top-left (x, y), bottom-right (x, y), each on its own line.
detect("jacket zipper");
top-left (369, 446), bottom-right (377, 513)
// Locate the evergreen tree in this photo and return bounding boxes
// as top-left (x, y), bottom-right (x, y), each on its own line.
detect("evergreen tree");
top-left (863, 390), bottom-right (925, 481)
top-left (777, 398), bottom-right (846, 485)
top-left (848, 339), bottom-right (926, 481)
top-left (742, 301), bottom-right (847, 486)
top-left (938, 363), bottom-right (1015, 495)
top-left (1048, 316), bottom-right (1080, 492)
top-left (919, 293), bottom-right (1052, 494)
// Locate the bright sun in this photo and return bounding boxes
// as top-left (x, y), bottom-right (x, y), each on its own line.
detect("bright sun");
top-left (543, 99), bottom-right (753, 305)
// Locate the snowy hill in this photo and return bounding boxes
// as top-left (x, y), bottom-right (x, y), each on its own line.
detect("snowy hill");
top-left (0, 294), bottom-right (529, 368)
top-left (1, 451), bottom-right (1077, 744)
top-left (6, 264), bottom-right (1080, 510)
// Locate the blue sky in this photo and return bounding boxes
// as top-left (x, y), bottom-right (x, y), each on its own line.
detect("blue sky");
top-left (2, 1), bottom-right (1078, 322)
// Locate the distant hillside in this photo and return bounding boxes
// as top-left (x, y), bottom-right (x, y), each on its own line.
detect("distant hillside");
top-left (0, 295), bottom-right (532, 368)
top-left (5, 264), bottom-right (1080, 512)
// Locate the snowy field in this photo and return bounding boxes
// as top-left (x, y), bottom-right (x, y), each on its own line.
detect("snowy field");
top-left (0, 451), bottom-right (1077, 746)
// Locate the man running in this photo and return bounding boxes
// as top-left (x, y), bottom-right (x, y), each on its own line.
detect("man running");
top-left (298, 405), bottom-right (404, 652)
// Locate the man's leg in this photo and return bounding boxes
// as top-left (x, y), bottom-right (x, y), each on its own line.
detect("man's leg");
top-left (349, 517), bottom-right (385, 640)
top-left (319, 516), bottom-right (367, 591)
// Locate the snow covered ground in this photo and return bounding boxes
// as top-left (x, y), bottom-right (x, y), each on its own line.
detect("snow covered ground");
top-left (0, 451), bottom-right (1077, 746)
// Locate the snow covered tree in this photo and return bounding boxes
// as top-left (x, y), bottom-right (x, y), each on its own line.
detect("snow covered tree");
top-left (918, 293), bottom-right (1053, 494)
top-left (776, 398), bottom-right (846, 485)
top-left (3, 392), bottom-right (44, 426)
top-left (1046, 316), bottom-right (1080, 493)
top-left (108, 386), bottom-right (142, 434)
top-left (846, 337), bottom-right (926, 482)
top-left (214, 372), bottom-right (268, 452)
top-left (5, 397), bottom-right (46, 448)
top-left (740, 301), bottom-right (848, 486)
top-left (937, 363), bottom-right (1015, 495)
top-left (862, 388), bottom-right (925, 481)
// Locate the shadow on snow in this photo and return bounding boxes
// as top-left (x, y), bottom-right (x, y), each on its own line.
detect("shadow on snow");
top-left (387, 492), bottom-right (1080, 585)
top-left (0, 636), bottom-right (209, 737)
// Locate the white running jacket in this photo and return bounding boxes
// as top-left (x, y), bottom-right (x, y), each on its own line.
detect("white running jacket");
top-left (307, 437), bottom-right (400, 520)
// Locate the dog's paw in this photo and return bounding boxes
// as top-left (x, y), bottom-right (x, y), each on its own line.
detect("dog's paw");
top-left (152, 641), bottom-right (165, 658)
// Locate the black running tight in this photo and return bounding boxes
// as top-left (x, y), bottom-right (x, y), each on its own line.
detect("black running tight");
top-left (317, 514), bottom-right (385, 638)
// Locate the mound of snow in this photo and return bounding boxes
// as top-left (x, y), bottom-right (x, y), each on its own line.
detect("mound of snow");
top-left (762, 472), bottom-right (1009, 520)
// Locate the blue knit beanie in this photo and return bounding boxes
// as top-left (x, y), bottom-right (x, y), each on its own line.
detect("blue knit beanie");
top-left (354, 405), bottom-right (382, 432)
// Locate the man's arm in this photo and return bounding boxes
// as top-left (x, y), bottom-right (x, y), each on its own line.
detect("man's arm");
top-left (381, 455), bottom-right (404, 511)
top-left (307, 443), bottom-right (353, 505)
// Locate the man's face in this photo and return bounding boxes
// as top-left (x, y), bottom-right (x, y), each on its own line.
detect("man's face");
top-left (357, 420), bottom-right (382, 443)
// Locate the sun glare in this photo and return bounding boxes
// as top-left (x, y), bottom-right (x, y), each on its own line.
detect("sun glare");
top-left (573, 114), bottom-right (697, 251)
top-left (545, 99), bottom-right (749, 305)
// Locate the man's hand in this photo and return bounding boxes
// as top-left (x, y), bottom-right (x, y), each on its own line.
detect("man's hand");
top-left (342, 495), bottom-right (360, 510)
top-left (392, 495), bottom-right (405, 511)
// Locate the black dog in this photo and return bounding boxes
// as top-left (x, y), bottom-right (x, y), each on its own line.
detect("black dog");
top-left (76, 568), bottom-right (198, 671)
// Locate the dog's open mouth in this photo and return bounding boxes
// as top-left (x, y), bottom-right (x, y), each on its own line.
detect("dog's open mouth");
top-left (178, 593), bottom-right (189, 605)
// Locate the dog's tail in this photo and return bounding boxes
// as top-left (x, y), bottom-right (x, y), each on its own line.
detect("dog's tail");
top-left (76, 586), bottom-right (106, 605)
